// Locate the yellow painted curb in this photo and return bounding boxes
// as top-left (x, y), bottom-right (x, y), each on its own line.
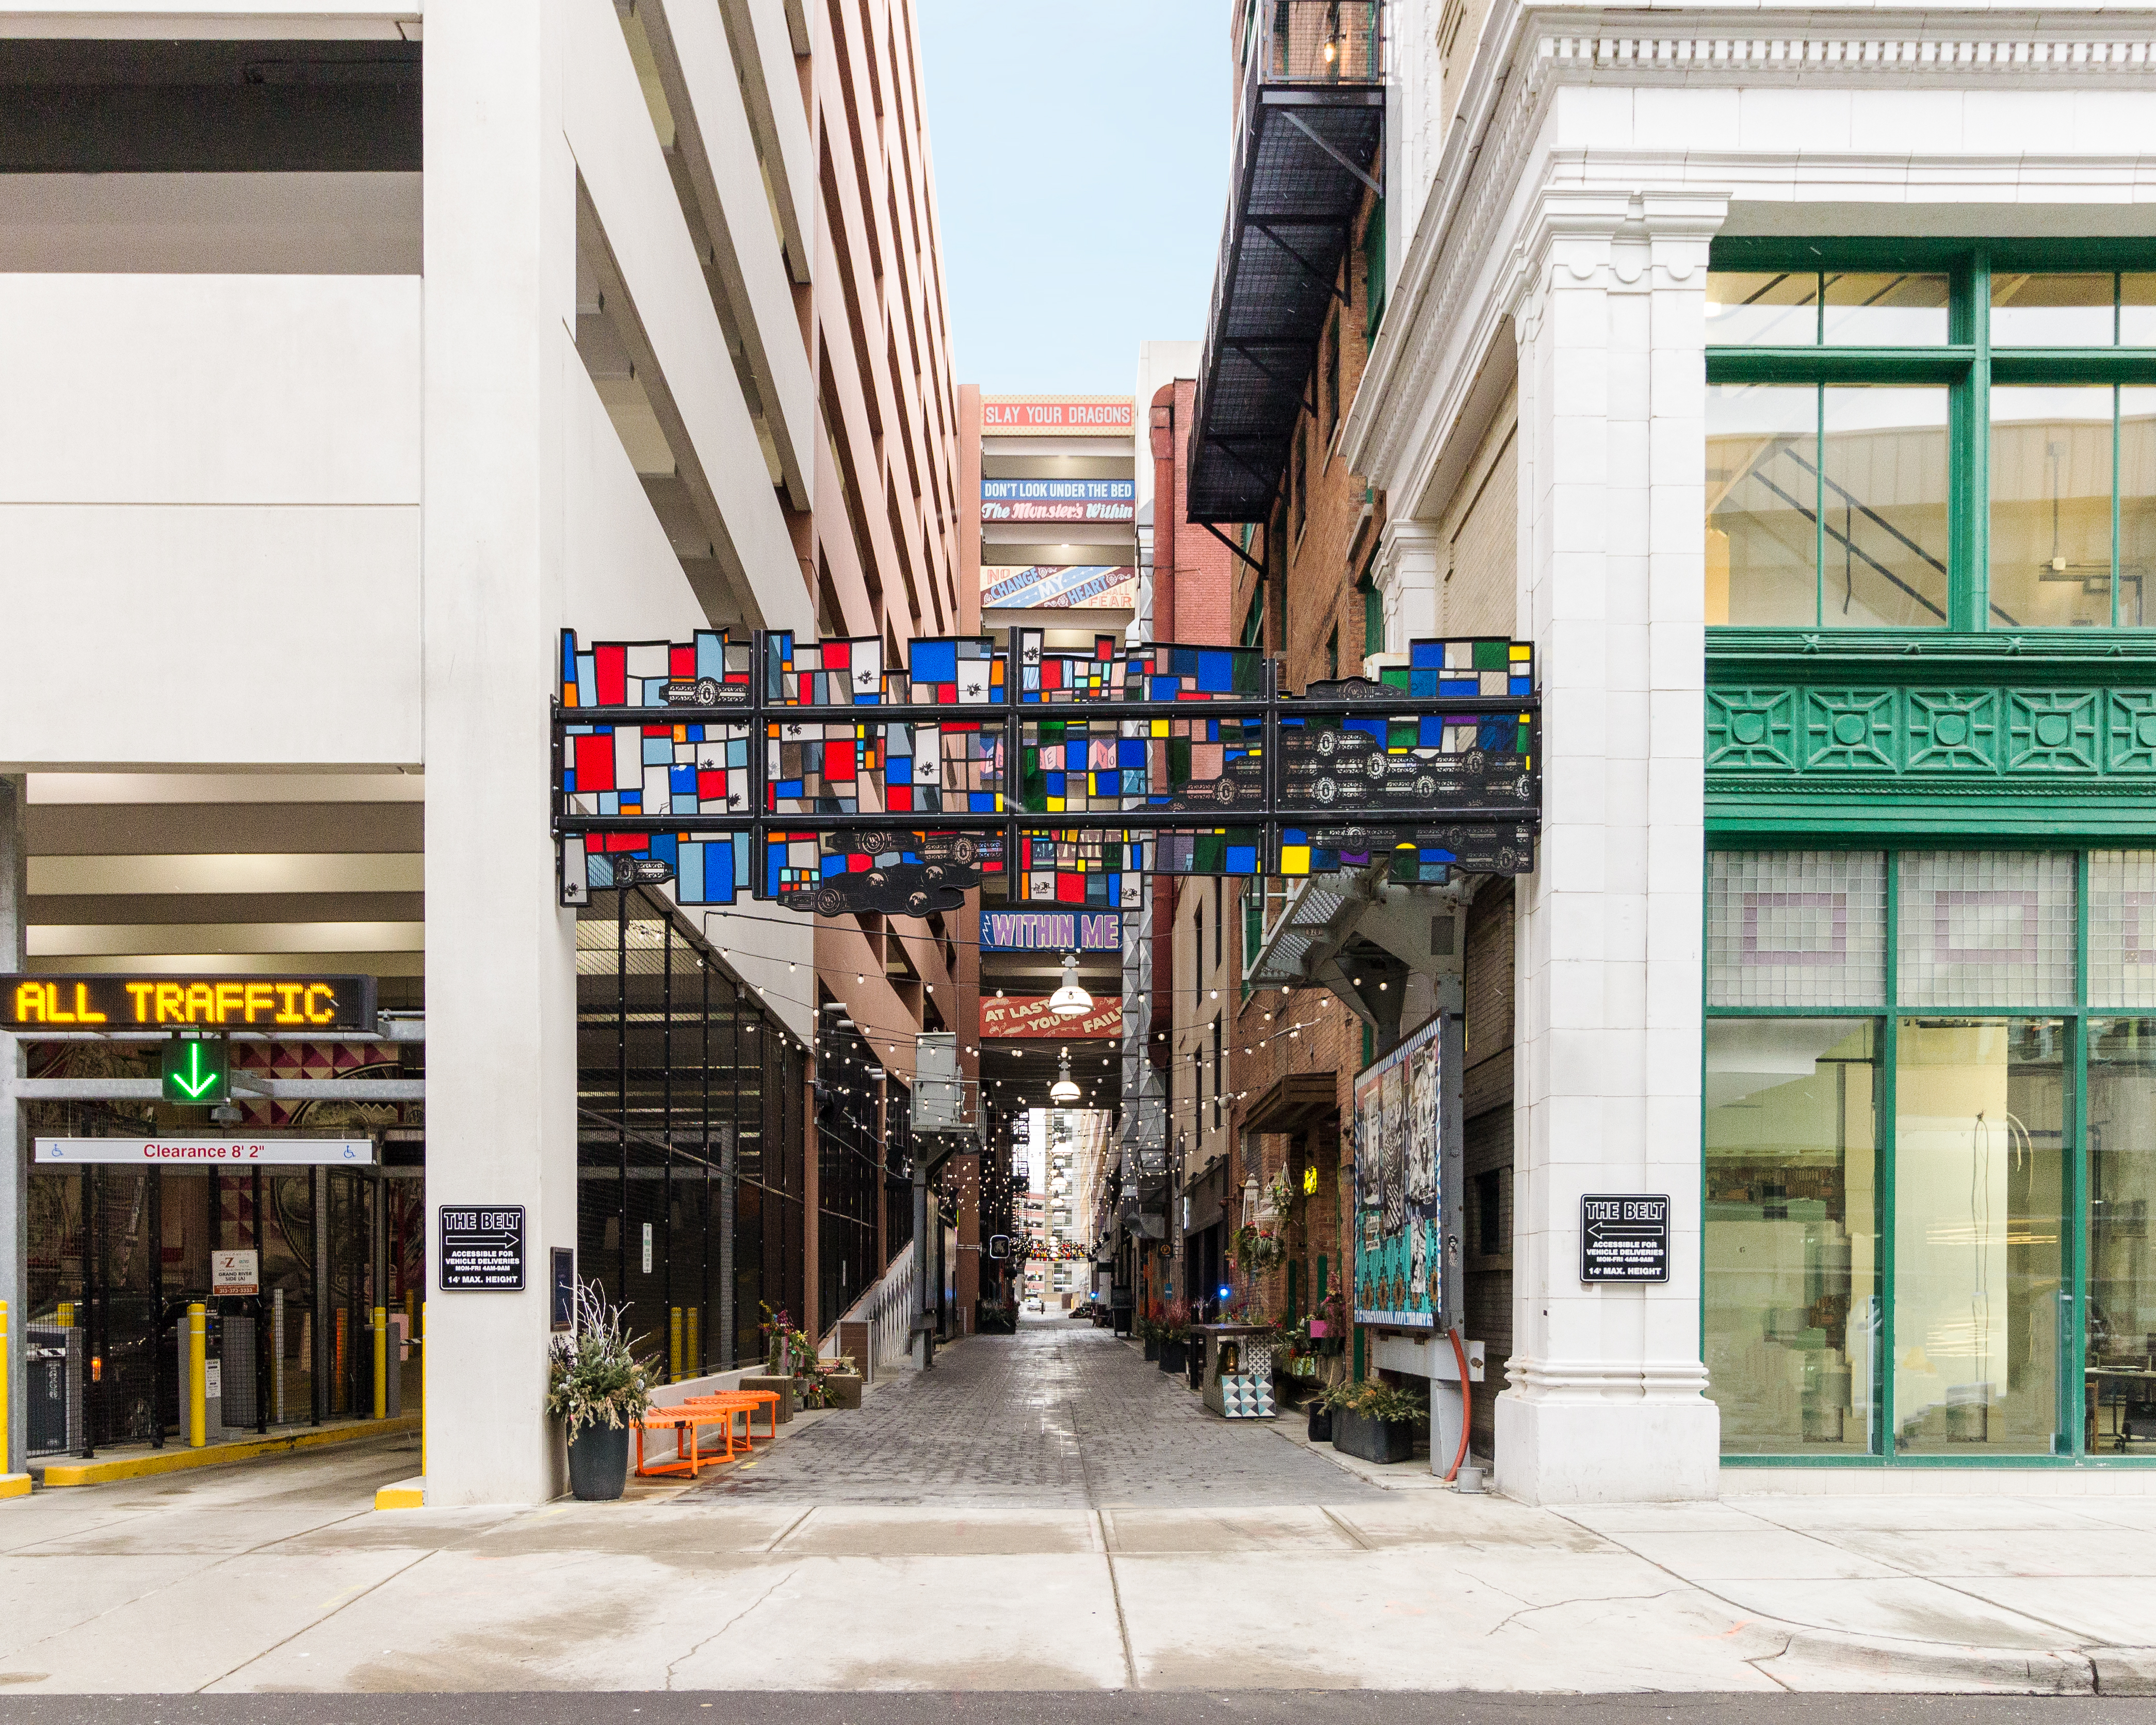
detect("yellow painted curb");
top-left (0, 1474), bottom-right (30, 1500)
top-left (374, 1477), bottom-right (425, 1510)
top-left (39, 1415), bottom-right (419, 1487)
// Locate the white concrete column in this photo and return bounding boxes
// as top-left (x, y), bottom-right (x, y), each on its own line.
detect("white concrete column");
top-left (1372, 518), bottom-right (1442, 657)
top-left (421, 0), bottom-right (581, 1506)
top-left (1496, 188), bottom-right (1725, 1504)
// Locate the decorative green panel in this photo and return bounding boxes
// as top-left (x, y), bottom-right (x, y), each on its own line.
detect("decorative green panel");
top-left (1707, 630), bottom-right (2156, 834)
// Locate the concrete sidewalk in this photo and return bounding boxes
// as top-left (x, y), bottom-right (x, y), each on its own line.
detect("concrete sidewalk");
top-left (3, 1424), bottom-right (2156, 1693)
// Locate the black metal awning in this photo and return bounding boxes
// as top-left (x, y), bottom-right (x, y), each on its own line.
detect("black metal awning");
top-left (1188, 2), bottom-right (1384, 525)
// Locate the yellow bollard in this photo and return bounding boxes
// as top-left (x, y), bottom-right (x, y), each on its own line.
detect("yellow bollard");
top-left (669, 1307), bottom-right (683, 1384)
top-left (187, 1303), bottom-right (207, 1448)
top-left (372, 1305), bottom-right (387, 1420)
top-left (55, 1301), bottom-right (72, 1330)
top-left (685, 1307), bottom-right (700, 1380)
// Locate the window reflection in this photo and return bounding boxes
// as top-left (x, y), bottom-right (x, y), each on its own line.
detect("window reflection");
top-left (1707, 383), bottom-right (1817, 625)
top-left (1823, 273), bottom-right (1950, 345)
top-left (1893, 1018), bottom-right (2064, 1455)
top-left (2087, 1019), bottom-right (2156, 1451)
top-left (1706, 1020), bottom-right (1881, 1453)
top-left (1821, 386), bottom-right (1950, 627)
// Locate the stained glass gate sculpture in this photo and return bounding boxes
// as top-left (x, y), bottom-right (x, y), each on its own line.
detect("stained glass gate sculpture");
top-left (554, 628), bottom-right (1539, 914)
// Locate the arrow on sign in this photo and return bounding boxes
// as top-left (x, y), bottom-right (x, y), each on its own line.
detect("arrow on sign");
top-left (1586, 1220), bottom-right (1660, 1242)
top-left (170, 1043), bottom-right (220, 1100)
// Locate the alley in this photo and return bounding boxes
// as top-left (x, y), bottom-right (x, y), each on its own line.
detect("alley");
top-left (695, 1318), bottom-right (1383, 1509)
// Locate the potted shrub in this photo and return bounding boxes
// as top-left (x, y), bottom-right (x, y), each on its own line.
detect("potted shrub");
top-left (545, 1280), bottom-right (654, 1501)
top-left (1159, 1298), bottom-right (1190, 1374)
top-left (1328, 1378), bottom-right (1426, 1465)
top-left (1140, 1302), bottom-right (1163, 1361)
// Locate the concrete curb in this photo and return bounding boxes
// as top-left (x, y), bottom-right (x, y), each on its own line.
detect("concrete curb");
top-left (1755, 1627), bottom-right (2098, 1694)
top-left (2092, 1649), bottom-right (2156, 1695)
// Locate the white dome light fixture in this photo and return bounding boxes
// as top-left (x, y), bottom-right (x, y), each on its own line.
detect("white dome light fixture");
top-left (1049, 1047), bottom-right (1081, 1106)
top-left (1048, 953), bottom-right (1092, 1018)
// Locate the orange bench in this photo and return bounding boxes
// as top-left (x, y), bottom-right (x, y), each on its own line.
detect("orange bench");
top-left (634, 1405), bottom-right (736, 1479)
top-left (678, 1388), bottom-right (782, 1453)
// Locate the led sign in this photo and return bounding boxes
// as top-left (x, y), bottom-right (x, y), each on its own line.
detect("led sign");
top-left (0, 974), bottom-right (378, 1031)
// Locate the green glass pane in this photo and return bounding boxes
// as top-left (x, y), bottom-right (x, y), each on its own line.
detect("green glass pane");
top-left (1822, 385), bottom-right (1950, 628)
top-left (1707, 270), bottom-right (1819, 346)
top-left (1988, 384), bottom-right (2116, 629)
top-left (1992, 272), bottom-right (2116, 348)
top-left (1823, 273), bottom-right (1950, 345)
top-left (1705, 1019), bottom-right (1881, 1454)
top-left (1893, 1018), bottom-right (2066, 1456)
top-left (1708, 382), bottom-right (1818, 626)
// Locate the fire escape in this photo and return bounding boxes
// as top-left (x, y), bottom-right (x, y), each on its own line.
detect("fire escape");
top-left (1187, 0), bottom-right (1386, 524)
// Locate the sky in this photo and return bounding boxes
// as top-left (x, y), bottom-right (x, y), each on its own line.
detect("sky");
top-left (916, 0), bottom-right (1230, 396)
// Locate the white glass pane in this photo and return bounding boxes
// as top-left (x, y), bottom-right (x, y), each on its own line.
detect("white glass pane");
top-left (1707, 384), bottom-right (1817, 626)
top-left (1896, 851), bottom-right (2076, 1008)
top-left (2091, 851), bottom-right (2156, 1010)
top-left (1708, 851), bottom-right (1887, 1007)
top-left (1822, 272), bottom-right (1949, 345)
top-left (1706, 270), bottom-right (1818, 346)
top-left (1991, 272), bottom-right (2116, 347)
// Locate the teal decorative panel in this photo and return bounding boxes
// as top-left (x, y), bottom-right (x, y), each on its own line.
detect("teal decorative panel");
top-left (1805, 691), bottom-right (1897, 771)
top-left (1707, 631), bottom-right (2156, 835)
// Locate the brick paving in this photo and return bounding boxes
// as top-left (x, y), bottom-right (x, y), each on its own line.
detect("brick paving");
top-left (688, 1316), bottom-right (1384, 1508)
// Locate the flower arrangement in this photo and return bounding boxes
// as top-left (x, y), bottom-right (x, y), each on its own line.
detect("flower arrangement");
top-left (1263, 1167), bottom-right (1302, 1219)
top-left (544, 1279), bottom-right (655, 1439)
top-left (1232, 1222), bottom-right (1287, 1275)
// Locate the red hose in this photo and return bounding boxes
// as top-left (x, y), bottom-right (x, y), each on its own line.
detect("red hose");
top-left (1444, 1325), bottom-right (1472, 1483)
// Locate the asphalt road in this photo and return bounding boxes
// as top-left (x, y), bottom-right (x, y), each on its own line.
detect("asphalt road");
top-left (12, 1696), bottom-right (2156, 1725)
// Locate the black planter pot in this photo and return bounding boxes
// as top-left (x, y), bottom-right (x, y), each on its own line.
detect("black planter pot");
top-left (1142, 1338), bottom-right (1161, 1361)
top-left (1186, 1339), bottom-right (1205, 1390)
top-left (1333, 1406), bottom-right (1416, 1464)
top-left (1159, 1340), bottom-right (1187, 1374)
top-left (567, 1421), bottom-right (630, 1500)
top-left (1307, 1402), bottom-right (1335, 1444)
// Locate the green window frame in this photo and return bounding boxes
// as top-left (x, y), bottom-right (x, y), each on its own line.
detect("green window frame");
top-left (1705, 840), bottom-right (2156, 1468)
top-left (1707, 240), bottom-right (2156, 633)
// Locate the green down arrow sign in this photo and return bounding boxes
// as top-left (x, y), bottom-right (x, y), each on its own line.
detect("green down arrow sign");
top-left (161, 1037), bottom-right (228, 1104)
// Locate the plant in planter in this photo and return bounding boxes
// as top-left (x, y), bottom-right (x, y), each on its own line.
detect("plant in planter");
top-left (1325, 1377), bottom-right (1427, 1466)
top-left (758, 1303), bottom-right (795, 1377)
top-left (545, 1279), bottom-right (655, 1501)
top-left (1231, 1223), bottom-right (1286, 1278)
top-left (1159, 1297), bottom-right (1190, 1374)
top-left (1308, 1287), bottom-right (1347, 1340)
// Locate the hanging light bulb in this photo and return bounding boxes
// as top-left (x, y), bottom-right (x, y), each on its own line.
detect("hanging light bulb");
top-left (1050, 953), bottom-right (1092, 1018)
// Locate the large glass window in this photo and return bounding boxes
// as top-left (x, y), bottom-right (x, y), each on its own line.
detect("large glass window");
top-left (1892, 1018), bottom-right (2066, 1455)
top-left (1708, 249), bottom-right (2156, 632)
top-left (1706, 1019), bottom-right (1880, 1454)
top-left (1706, 847), bottom-right (2156, 1462)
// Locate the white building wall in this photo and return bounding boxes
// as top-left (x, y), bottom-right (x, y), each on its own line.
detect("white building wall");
top-left (0, 273), bottom-right (423, 769)
top-left (1342, 6), bottom-right (2156, 1502)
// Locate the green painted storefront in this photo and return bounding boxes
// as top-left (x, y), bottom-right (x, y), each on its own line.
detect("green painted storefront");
top-left (1704, 241), bottom-right (2156, 1465)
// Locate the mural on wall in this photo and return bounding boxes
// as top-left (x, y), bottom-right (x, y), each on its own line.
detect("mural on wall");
top-left (1353, 1015), bottom-right (1444, 1329)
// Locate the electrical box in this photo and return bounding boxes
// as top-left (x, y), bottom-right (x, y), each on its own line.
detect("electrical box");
top-left (912, 1032), bottom-right (966, 1132)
